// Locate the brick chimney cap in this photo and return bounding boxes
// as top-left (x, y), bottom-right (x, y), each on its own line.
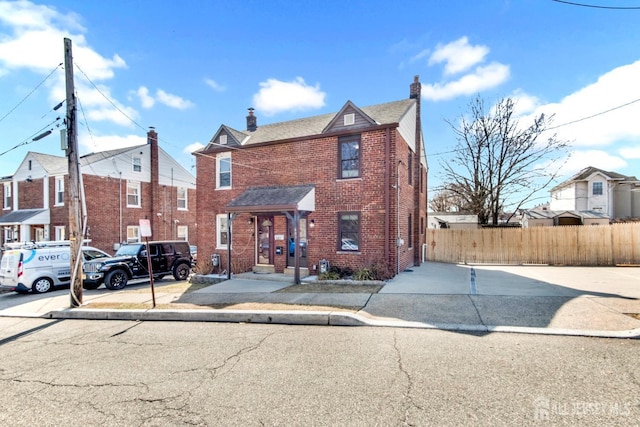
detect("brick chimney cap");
top-left (414, 75), bottom-right (419, 82)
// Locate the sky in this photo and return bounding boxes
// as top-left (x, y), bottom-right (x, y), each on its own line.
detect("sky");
top-left (1, 0), bottom-right (640, 209)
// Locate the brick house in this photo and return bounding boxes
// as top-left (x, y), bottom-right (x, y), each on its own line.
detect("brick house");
top-left (194, 77), bottom-right (427, 282)
top-left (0, 129), bottom-right (196, 253)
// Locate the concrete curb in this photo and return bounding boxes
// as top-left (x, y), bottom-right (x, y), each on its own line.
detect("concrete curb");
top-left (38, 308), bottom-right (640, 339)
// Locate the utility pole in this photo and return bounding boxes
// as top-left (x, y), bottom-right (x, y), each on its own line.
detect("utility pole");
top-left (65, 37), bottom-right (83, 307)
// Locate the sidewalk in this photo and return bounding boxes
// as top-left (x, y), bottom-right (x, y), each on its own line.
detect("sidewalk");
top-left (1, 262), bottom-right (639, 338)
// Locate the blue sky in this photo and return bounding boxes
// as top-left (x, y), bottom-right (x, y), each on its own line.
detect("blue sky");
top-left (1, 0), bottom-right (640, 208)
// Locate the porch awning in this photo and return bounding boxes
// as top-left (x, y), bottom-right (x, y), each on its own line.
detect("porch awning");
top-left (226, 184), bottom-right (315, 214)
top-left (0, 208), bottom-right (50, 225)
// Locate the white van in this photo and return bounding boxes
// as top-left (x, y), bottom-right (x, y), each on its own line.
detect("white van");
top-left (0, 241), bottom-right (110, 293)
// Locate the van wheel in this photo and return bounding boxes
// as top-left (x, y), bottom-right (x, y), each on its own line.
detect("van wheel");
top-left (32, 278), bottom-right (53, 294)
top-left (105, 270), bottom-right (128, 290)
top-left (173, 263), bottom-right (190, 281)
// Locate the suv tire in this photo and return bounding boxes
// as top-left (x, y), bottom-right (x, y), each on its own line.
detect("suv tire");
top-left (173, 263), bottom-right (190, 281)
top-left (105, 269), bottom-right (128, 290)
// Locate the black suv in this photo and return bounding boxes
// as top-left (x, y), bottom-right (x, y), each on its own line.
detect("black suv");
top-left (82, 240), bottom-right (192, 290)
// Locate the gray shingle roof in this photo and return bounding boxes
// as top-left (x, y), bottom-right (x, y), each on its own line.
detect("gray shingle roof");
top-left (227, 184), bottom-right (315, 212)
top-left (0, 208), bottom-right (48, 225)
top-left (211, 98), bottom-right (416, 147)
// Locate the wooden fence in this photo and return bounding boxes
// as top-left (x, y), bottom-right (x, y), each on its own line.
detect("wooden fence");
top-left (425, 223), bottom-right (640, 266)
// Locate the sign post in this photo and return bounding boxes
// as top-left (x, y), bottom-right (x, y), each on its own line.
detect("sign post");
top-left (139, 219), bottom-right (155, 308)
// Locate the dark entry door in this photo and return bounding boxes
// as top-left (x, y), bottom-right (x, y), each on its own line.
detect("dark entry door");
top-left (257, 216), bottom-right (274, 265)
top-left (287, 217), bottom-right (308, 268)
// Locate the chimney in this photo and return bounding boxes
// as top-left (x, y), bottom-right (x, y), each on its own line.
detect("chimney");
top-left (246, 108), bottom-right (257, 132)
top-left (409, 75), bottom-right (421, 99)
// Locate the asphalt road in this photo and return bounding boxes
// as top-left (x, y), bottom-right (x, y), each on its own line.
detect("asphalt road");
top-left (0, 318), bottom-right (637, 426)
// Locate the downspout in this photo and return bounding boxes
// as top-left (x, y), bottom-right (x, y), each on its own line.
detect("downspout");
top-left (397, 160), bottom-right (401, 275)
top-left (384, 127), bottom-right (390, 268)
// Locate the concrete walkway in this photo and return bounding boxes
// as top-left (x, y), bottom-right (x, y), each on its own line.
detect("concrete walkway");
top-left (1, 262), bottom-right (639, 338)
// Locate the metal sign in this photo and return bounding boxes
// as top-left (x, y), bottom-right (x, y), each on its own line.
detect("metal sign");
top-left (139, 219), bottom-right (152, 237)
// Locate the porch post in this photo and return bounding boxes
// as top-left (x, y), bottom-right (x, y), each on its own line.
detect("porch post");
top-left (226, 212), bottom-right (232, 280)
top-left (294, 210), bottom-right (300, 285)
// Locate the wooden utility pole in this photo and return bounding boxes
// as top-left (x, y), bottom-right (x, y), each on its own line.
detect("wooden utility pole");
top-left (65, 37), bottom-right (83, 307)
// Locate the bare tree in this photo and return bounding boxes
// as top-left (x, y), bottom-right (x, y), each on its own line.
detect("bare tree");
top-left (441, 95), bottom-right (569, 225)
top-left (429, 186), bottom-right (467, 212)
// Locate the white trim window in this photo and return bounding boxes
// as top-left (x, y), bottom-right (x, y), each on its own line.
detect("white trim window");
top-left (177, 187), bottom-right (187, 210)
top-left (216, 153), bottom-right (231, 189)
top-left (132, 155), bottom-right (142, 173)
top-left (55, 176), bottom-right (65, 206)
top-left (54, 226), bottom-right (65, 241)
top-left (127, 181), bottom-right (141, 207)
top-left (127, 226), bottom-right (140, 243)
top-left (216, 214), bottom-right (229, 249)
top-left (3, 183), bottom-right (11, 209)
top-left (177, 225), bottom-right (188, 241)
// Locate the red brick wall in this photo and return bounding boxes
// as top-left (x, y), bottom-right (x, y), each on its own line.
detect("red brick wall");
top-left (196, 126), bottom-right (420, 276)
top-left (18, 180), bottom-right (43, 208)
top-left (81, 174), bottom-right (197, 254)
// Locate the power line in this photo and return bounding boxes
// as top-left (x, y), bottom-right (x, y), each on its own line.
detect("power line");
top-left (0, 63), bottom-right (63, 126)
top-left (552, 0), bottom-right (640, 9)
top-left (0, 117), bottom-right (63, 158)
top-left (546, 97), bottom-right (640, 130)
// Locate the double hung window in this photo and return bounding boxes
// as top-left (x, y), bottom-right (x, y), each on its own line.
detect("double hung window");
top-left (338, 212), bottom-right (360, 251)
top-left (217, 153), bottom-right (231, 189)
top-left (339, 135), bottom-right (360, 179)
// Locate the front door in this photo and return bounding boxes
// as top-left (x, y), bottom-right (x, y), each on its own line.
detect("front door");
top-left (257, 216), bottom-right (274, 265)
top-left (287, 217), bottom-right (308, 268)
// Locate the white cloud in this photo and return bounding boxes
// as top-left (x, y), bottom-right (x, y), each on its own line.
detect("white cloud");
top-left (156, 89), bottom-right (194, 110)
top-left (184, 142), bottom-right (204, 154)
top-left (135, 86), bottom-right (155, 108)
top-left (428, 37), bottom-right (489, 76)
top-left (523, 60), bottom-right (640, 148)
top-left (0, 0), bottom-right (131, 127)
top-left (509, 90), bottom-right (542, 116)
top-left (562, 150), bottom-right (627, 174)
top-left (252, 77), bottom-right (326, 116)
top-left (421, 37), bottom-right (509, 101)
top-left (422, 63), bottom-right (510, 101)
top-left (204, 78), bottom-right (226, 92)
top-left (619, 146), bottom-right (640, 159)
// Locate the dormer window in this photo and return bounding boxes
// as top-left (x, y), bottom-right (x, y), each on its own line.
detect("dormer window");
top-left (344, 113), bottom-right (355, 126)
top-left (220, 134), bottom-right (228, 145)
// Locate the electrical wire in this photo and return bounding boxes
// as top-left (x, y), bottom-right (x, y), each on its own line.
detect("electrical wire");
top-left (551, 0), bottom-right (640, 9)
top-left (0, 117), bottom-right (62, 158)
top-left (546, 97), bottom-right (640, 130)
top-left (0, 63), bottom-right (63, 126)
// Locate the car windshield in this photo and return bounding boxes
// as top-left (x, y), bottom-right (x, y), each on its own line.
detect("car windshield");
top-left (115, 244), bottom-right (143, 256)
top-left (82, 249), bottom-right (110, 261)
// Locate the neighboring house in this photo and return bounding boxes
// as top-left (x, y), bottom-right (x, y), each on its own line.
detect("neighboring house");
top-left (195, 76), bottom-right (428, 280)
top-left (0, 129), bottom-right (196, 253)
top-left (428, 212), bottom-right (479, 229)
top-left (522, 208), bottom-right (609, 227)
top-left (549, 166), bottom-right (640, 220)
